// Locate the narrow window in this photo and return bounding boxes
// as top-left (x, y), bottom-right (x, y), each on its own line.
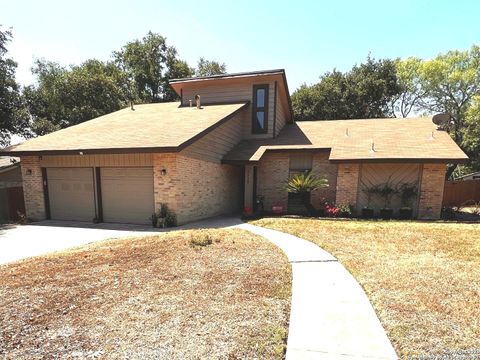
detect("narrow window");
top-left (252, 84), bottom-right (269, 133)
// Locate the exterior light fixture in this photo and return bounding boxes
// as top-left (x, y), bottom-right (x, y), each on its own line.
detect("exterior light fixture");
top-left (160, 169), bottom-right (167, 176)
top-left (26, 169), bottom-right (32, 175)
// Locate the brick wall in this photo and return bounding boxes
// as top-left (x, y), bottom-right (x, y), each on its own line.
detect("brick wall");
top-left (335, 163), bottom-right (360, 210)
top-left (418, 163), bottom-right (446, 219)
top-left (257, 151), bottom-right (290, 210)
top-left (20, 156), bottom-right (46, 221)
top-left (311, 152), bottom-right (338, 208)
top-left (153, 153), bottom-right (242, 225)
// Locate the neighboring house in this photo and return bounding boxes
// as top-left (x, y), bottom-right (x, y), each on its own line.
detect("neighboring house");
top-left (456, 171), bottom-right (480, 181)
top-left (0, 157), bottom-right (25, 221)
top-left (0, 69), bottom-right (468, 224)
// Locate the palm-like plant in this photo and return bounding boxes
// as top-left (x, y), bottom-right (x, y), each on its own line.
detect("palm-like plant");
top-left (285, 171), bottom-right (329, 215)
top-left (286, 171), bottom-right (329, 193)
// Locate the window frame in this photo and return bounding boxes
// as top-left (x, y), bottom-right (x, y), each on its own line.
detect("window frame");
top-left (252, 84), bottom-right (269, 134)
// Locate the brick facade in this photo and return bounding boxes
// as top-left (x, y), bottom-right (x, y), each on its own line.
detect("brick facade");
top-left (335, 163), bottom-right (360, 210)
top-left (153, 153), bottom-right (242, 225)
top-left (20, 156), bottom-right (46, 221)
top-left (418, 163), bottom-right (446, 219)
top-left (255, 151), bottom-right (338, 212)
top-left (311, 152), bottom-right (338, 208)
top-left (257, 151), bottom-right (290, 210)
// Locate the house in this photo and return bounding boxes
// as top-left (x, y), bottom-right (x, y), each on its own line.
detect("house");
top-left (0, 69), bottom-right (468, 224)
top-left (0, 157), bottom-right (25, 221)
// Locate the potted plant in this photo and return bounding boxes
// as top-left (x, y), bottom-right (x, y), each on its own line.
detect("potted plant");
top-left (361, 185), bottom-right (378, 219)
top-left (285, 170), bottom-right (329, 216)
top-left (377, 181), bottom-right (398, 220)
top-left (398, 183), bottom-right (418, 219)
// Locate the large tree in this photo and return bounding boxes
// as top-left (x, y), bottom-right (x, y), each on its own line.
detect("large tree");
top-left (195, 57), bottom-right (226, 77)
top-left (0, 27), bottom-right (29, 146)
top-left (25, 59), bottom-right (128, 135)
top-left (394, 46), bottom-right (480, 175)
top-left (391, 57), bottom-right (424, 117)
top-left (113, 31), bottom-right (193, 103)
top-left (292, 57), bottom-right (400, 121)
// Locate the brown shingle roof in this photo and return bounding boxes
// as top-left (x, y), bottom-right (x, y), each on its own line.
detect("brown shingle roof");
top-left (223, 117), bottom-right (468, 163)
top-left (1, 102), bottom-right (248, 155)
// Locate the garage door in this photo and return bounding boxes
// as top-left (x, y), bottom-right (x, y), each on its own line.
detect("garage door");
top-left (101, 167), bottom-right (154, 224)
top-left (47, 168), bottom-right (96, 221)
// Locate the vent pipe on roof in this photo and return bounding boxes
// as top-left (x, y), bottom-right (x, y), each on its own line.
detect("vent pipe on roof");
top-left (195, 94), bottom-right (201, 109)
top-left (189, 99), bottom-right (193, 107)
top-left (345, 128), bottom-right (349, 137)
top-left (130, 101), bottom-right (135, 111)
top-left (370, 141), bottom-right (376, 153)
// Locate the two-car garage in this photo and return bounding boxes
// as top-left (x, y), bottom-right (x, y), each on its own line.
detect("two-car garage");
top-left (45, 167), bottom-right (154, 225)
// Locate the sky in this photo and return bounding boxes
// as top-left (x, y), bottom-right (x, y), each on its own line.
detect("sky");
top-left (2, 0), bottom-right (480, 92)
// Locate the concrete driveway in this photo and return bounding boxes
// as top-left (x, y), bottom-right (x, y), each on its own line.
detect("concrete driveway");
top-left (0, 221), bottom-right (160, 265)
top-left (0, 217), bottom-right (244, 265)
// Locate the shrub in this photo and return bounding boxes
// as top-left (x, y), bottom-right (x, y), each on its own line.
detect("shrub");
top-left (189, 231), bottom-right (213, 247)
top-left (324, 203), bottom-right (340, 217)
top-left (16, 212), bottom-right (28, 225)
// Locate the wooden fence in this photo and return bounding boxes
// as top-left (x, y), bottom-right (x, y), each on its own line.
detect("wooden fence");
top-left (443, 180), bottom-right (480, 207)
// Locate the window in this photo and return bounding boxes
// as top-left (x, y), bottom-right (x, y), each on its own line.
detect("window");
top-left (289, 152), bottom-right (313, 177)
top-left (252, 84), bottom-right (269, 133)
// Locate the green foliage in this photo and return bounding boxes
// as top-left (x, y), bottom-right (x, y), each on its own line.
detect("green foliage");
top-left (195, 57), bottom-right (226, 77)
top-left (285, 170), bottom-right (329, 193)
top-left (189, 230), bottom-right (214, 247)
top-left (113, 31), bottom-right (193, 103)
top-left (292, 57), bottom-right (400, 120)
top-left (370, 181), bottom-right (398, 208)
top-left (0, 26), bottom-right (29, 146)
top-left (151, 203), bottom-right (177, 228)
top-left (392, 57), bottom-right (424, 117)
top-left (25, 59), bottom-right (129, 135)
top-left (462, 96), bottom-right (480, 171)
top-left (398, 183), bottom-right (418, 208)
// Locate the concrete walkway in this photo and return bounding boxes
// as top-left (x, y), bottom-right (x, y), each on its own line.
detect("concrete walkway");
top-left (236, 223), bottom-right (398, 360)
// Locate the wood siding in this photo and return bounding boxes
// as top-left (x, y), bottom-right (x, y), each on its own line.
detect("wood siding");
top-left (39, 153), bottom-right (153, 167)
top-left (181, 80), bottom-right (276, 139)
top-left (357, 163), bottom-right (421, 215)
top-left (275, 85), bottom-right (288, 136)
top-left (181, 108), bottom-right (246, 163)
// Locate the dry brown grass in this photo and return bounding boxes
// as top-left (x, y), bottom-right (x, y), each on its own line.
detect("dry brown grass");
top-left (0, 229), bottom-right (291, 359)
top-left (252, 218), bottom-right (480, 358)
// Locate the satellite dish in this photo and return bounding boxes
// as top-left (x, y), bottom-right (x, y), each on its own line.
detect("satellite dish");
top-left (432, 113), bottom-right (450, 127)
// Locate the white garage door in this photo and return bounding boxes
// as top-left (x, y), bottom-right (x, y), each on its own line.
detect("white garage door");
top-left (47, 168), bottom-right (96, 221)
top-left (101, 167), bottom-right (154, 224)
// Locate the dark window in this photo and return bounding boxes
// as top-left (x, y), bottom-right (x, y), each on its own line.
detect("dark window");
top-left (252, 84), bottom-right (269, 133)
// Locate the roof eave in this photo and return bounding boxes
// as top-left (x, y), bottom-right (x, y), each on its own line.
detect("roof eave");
top-left (329, 157), bottom-right (469, 164)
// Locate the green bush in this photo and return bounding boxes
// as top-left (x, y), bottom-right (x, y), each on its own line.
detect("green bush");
top-left (189, 231), bottom-right (213, 247)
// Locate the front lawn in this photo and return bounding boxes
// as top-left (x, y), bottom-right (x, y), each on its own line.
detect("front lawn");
top-left (0, 229), bottom-right (291, 359)
top-left (252, 218), bottom-right (480, 358)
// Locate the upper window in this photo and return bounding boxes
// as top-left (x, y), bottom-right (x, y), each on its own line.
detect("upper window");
top-left (252, 84), bottom-right (269, 133)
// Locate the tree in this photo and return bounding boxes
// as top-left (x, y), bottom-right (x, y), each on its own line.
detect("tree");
top-left (391, 57), bottom-right (424, 117)
top-left (291, 57), bottom-right (401, 121)
top-left (113, 31), bottom-right (193, 103)
top-left (195, 57), bottom-right (226, 77)
top-left (461, 95), bottom-right (480, 172)
top-left (0, 26), bottom-right (29, 146)
top-left (417, 45), bottom-right (480, 144)
top-left (25, 58), bottom-right (128, 135)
